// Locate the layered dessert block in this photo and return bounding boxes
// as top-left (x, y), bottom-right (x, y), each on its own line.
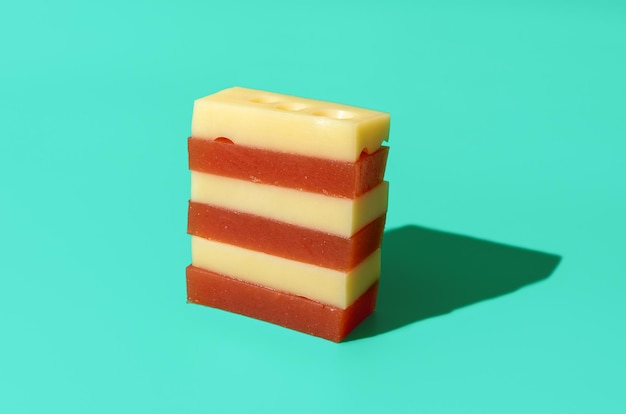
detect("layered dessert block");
top-left (186, 87), bottom-right (390, 342)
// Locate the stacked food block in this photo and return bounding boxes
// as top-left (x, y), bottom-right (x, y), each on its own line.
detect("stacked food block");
top-left (186, 87), bottom-right (390, 342)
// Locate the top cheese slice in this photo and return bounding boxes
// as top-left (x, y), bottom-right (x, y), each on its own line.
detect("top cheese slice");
top-left (191, 87), bottom-right (390, 163)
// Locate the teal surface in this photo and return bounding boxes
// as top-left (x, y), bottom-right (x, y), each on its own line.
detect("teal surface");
top-left (1, 1), bottom-right (625, 413)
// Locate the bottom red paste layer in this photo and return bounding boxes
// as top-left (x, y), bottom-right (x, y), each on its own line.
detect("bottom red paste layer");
top-left (186, 265), bottom-right (378, 342)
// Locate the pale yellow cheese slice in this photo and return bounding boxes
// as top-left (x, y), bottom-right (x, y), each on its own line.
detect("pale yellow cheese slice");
top-left (190, 171), bottom-right (389, 238)
top-left (191, 87), bottom-right (390, 162)
top-left (191, 236), bottom-right (381, 309)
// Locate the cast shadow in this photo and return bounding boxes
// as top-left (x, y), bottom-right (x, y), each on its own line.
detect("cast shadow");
top-left (347, 225), bottom-right (561, 340)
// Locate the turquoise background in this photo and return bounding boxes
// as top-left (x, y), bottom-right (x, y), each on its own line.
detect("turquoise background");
top-left (1, 0), bottom-right (625, 412)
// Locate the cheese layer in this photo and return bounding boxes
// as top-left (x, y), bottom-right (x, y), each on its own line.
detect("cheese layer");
top-left (191, 171), bottom-right (388, 238)
top-left (191, 236), bottom-right (381, 309)
top-left (191, 87), bottom-right (390, 162)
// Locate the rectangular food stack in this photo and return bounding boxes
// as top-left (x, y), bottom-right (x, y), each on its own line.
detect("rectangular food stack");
top-left (186, 87), bottom-right (390, 342)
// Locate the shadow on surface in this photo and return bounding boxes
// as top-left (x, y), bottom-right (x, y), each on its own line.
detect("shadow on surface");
top-left (347, 225), bottom-right (561, 341)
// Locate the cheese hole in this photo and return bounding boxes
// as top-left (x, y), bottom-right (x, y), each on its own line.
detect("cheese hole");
top-left (274, 102), bottom-right (308, 111)
top-left (249, 96), bottom-right (280, 104)
top-left (311, 109), bottom-right (355, 120)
